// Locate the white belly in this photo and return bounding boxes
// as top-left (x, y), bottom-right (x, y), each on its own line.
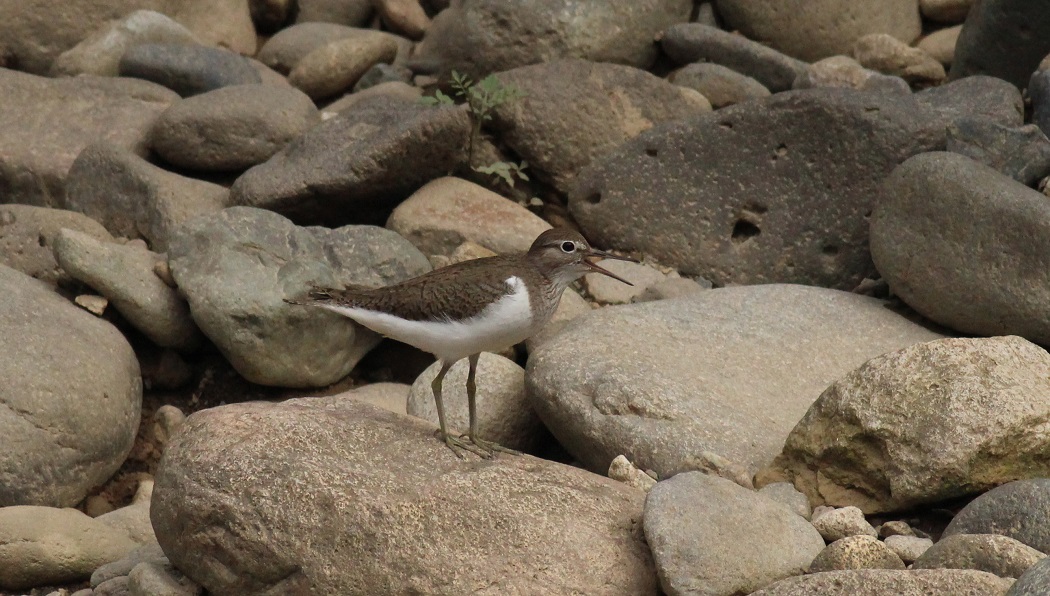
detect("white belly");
top-left (320, 276), bottom-right (536, 363)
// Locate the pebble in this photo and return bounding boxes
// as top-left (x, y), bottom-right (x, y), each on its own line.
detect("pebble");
top-left (885, 535), bottom-right (934, 564)
top-left (918, 25), bottom-right (962, 66)
top-left (852, 33), bottom-right (946, 87)
top-left (812, 506), bottom-right (878, 542)
top-left (808, 535), bottom-right (906, 572)
top-left (669, 62), bottom-right (771, 108)
top-left (288, 35), bottom-right (400, 100)
top-left (608, 455), bottom-right (657, 492)
top-left (913, 534), bottom-right (1046, 579)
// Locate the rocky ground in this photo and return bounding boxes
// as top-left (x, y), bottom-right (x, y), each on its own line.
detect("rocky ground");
top-left (3, 0), bottom-right (1050, 594)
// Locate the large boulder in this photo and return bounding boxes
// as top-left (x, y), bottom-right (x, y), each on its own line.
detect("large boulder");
top-left (943, 479), bottom-right (1050, 554)
top-left (949, 0), bottom-right (1050, 89)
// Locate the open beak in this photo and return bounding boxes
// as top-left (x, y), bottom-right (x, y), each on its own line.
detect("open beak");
top-left (584, 249), bottom-right (637, 286)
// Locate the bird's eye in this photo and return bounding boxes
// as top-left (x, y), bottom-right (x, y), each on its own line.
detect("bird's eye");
top-left (560, 241), bottom-right (576, 253)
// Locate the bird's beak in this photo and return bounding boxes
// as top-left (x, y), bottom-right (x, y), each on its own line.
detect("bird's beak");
top-left (584, 249), bottom-right (637, 286)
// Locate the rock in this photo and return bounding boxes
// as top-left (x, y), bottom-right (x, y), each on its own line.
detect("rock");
top-left (913, 534), bottom-right (1045, 579)
top-left (758, 482), bottom-right (813, 520)
top-left (570, 88), bottom-right (973, 290)
top-left (526, 284), bottom-right (945, 479)
top-left (809, 536), bottom-right (906, 572)
top-left (251, 0), bottom-right (294, 34)
top-left (1010, 556), bottom-right (1050, 595)
top-left (871, 153), bottom-right (1050, 343)
top-left (288, 35), bottom-right (400, 100)
top-left (945, 119), bottom-right (1050, 186)
top-left (76, 293), bottom-right (109, 315)
top-left (608, 455), bottom-right (657, 492)
top-left (949, 0), bottom-right (1050, 89)
top-left (296, 0), bottom-right (373, 27)
top-left (94, 577), bottom-right (131, 596)
top-left (715, 0), bottom-right (921, 62)
top-left (151, 84), bottom-right (319, 172)
top-left (793, 55), bottom-right (911, 93)
top-left (374, 0), bottom-right (430, 39)
top-left (813, 506), bottom-right (877, 541)
top-left (660, 23), bottom-right (808, 92)
top-left (321, 80), bottom-right (422, 116)
top-left (0, 0), bottom-right (254, 75)
top-left (524, 288), bottom-right (592, 352)
top-left (922, 0), bottom-right (973, 23)
top-left (257, 23), bottom-right (408, 74)
top-left (335, 382), bottom-right (410, 415)
top-left (119, 43), bottom-right (261, 97)
top-left (852, 33), bottom-right (946, 87)
top-left (128, 561), bottom-right (200, 596)
top-left (669, 62), bottom-right (771, 109)
top-left (230, 98), bottom-right (469, 225)
top-left (879, 520), bottom-right (925, 538)
top-left (943, 479), bottom-right (1050, 554)
top-left (583, 260), bottom-right (669, 304)
top-left (0, 506), bottom-right (137, 591)
top-left (50, 10), bottom-right (200, 77)
top-left (0, 205), bottom-right (114, 288)
top-left (352, 62), bottom-right (413, 92)
top-left (63, 141), bottom-right (228, 252)
top-left (386, 177), bottom-right (551, 257)
top-left (0, 265), bottom-right (141, 507)
top-left (168, 207), bottom-right (430, 387)
top-left (488, 59), bottom-right (711, 194)
top-left (914, 75), bottom-right (1022, 124)
top-left (644, 472), bottom-right (825, 596)
top-left (91, 544), bottom-right (168, 588)
top-left (407, 353), bottom-right (539, 452)
top-left (885, 535), bottom-right (933, 563)
top-left (150, 398), bottom-right (657, 594)
top-left (766, 337), bottom-right (1050, 513)
top-left (752, 569), bottom-right (1014, 595)
top-left (53, 229), bottom-right (201, 351)
top-left (918, 25), bottom-right (961, 66)
top-left (1034, 70), bottom-right (1050, 139)
top-left (95, 480), bottom-right (158, 547)
top-left (0, 69), bottom-right (176, 207)
top-left (412, 0), bottom-right (692, 78)
top-left (632, 277), bottom-right (709, 303)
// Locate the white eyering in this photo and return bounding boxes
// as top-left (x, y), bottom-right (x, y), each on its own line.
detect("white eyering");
top-left (320, 276), bottom-right (535, 362)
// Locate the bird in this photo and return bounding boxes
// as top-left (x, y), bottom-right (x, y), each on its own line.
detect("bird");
top-left (286, 228), bottom-right (636, 458)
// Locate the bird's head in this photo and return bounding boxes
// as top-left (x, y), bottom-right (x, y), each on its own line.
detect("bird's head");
top-left (526, 228), bottom-right (636, 288)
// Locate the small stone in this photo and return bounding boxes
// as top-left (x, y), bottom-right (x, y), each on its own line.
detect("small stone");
top-left (885, 535), bottom-right (934, 564)
top-left (808, 535), bottom-right (907, 572)
top-left (154, 405), bottom-right (188, 445)
top-left (608, 455), bottom-right (657, 492)
top-left (793, 55), bottom-right (911, 93)
top-left (853, 34), bottom-right (946, 87)
top-left (913, 533), bottom-right (1046, 579)
top-left (289, 35), bottom-right (400, 100)
top-left (669, 62), bottom-right (770, 109)
top-left (374, 0), bottom-right (430, 39)
top-left (51, 10), bottom-right (200, 77)
top-left (813, 506), bottom-right (878, 542)
top-left (119, 43), bottom-right (261, 97)
top-left (0, 205), bottom-right (114, 288)
top-left (879, 520), bottom-right (919, 538)
top-left (918, 25), bottom-right (961, 66)
top-left (758, 482), bottom-right (813, 520)
top-left (75, 294), bottom-right (109, 315)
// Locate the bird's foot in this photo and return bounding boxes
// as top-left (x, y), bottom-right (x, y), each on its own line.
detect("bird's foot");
top-left (437, 430), bottom-right (489, 459)
top-left (460, 433), bottom-right (522, 457)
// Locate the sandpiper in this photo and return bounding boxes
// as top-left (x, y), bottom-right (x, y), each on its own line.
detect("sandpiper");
top-left (286, 228), bottom-right (635, 458)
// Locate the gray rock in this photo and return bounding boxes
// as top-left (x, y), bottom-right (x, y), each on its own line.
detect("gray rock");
top-left (885, 535), bottom-right (933, 563)
top-left (943, 479), bottom-right (1050, 554)
top-left (288, 35), bottom-right (400, 100)
top-left (525, 284), bottom-right (945, 479)
top-left (871, 152), bottom-right (1050, 344)
top-left (296, 0), bottom-right (373, 27)
top-left (128, 561), bottom-right (201, 596)
top-left (716, 0), bottom-right (921, 62)
top-left (792, 55), bottom-right (912, 93)
top-left (352, 62), bottom-right (413, 92)
top-left (53, 229), bottom-right (200, 351)
top-left (412, 0), bottom-right (692, 78)
top-left (669, 62), bottom-right (771, 109)
top-left (168, 206), bottom-right (430, 387)
top-left (766, 337), bottom-right (1050, 513)
top-left (386, 176), bottom-right (551, 257)
top-left (813, 506), bottom-right (877, 541)
top-left (151, 84), bottom-right (320, 172)
top-left (0, 70), bottom-right (176, 207)
top-left (946, 119), bottom-right (1050, 186)
top-left (752, 569), bottom-right (1013, 595)
top-left (949, 0), bottom-right (1050, 89)
top-left (1009, 556), bottom-right (1050, 595)
top-left (759, 482), bottom-right (813, 520)
top-left (51, 10), bottom-right (201, 77)
top-left (96, 480), bottom-right (159, 547)
top-left (150, 398), bottom-right (657, 594)
top-left (809, 536), bottom-right (906, 572)
top-left (91, 544), bottom-right (168, 588)
top-left (913, 534), bottom-right (1045, 579)
top-left (660, 23), bottom-right (808, 92)
top-left (408, 353), bottom-right (538, 451)
top-left (0, 506), bottom-right (137, 591)
top-left (119, 43), bottom-right (261, 97)
top-left (488, 59), bottom-right (711, 194)
top-left (63, 141), bottom-right (228, 251)
top-left (914, 75), bottom-right (1023, 124)
top-left (569, 88), bottom-right (971, 291)
top-left (230, 98), bottom-right (469, 225)
top-left (0, 205), bottom-right (114, 288)
top-left (583, 260), bottom-right (669, 304)
top-left (643, 472), bottom-right (825, 596)
top-left (0, 265), bottom-right (141, 507)
top-left (257, 23), bottom-right (406, 74)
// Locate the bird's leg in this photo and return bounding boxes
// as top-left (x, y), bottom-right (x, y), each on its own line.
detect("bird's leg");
top-left (462, 353), bottom-right (521, 457)
top-left (432, 360), bottom-right (486, 458)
